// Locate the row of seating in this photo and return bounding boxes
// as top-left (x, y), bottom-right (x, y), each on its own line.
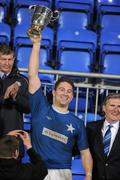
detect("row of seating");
top-left (0, 0), bottom-right (120, 83)
top-left (1, 0), bottom-right (120, 33)
top-left (1, 23), bottom-right (120, 79)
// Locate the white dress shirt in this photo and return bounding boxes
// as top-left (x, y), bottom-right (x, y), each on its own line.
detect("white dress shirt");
top-left (0, 71), bottom-right (9, 79)
top-left (102, 120), bottom-right (119, 155)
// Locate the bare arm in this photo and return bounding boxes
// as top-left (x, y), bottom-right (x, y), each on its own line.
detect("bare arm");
top-left (28, 36), bottom-right (42, 94)
top-left (80, 149), bottom-right (93, 180)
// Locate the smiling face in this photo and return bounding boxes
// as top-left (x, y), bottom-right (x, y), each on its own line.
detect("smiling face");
top-left (0, 53), bottom-right (15, 74)
top-left (103, 98), bottom-right (120, 124)
top-left (52, 81), bottom-right (73, 111)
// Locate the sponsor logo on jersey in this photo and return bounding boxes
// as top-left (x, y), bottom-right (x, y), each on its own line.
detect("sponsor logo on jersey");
top-left (42, 127), bottom-right (68, 144)
top-left (46, 116), bottom-right (52, 120)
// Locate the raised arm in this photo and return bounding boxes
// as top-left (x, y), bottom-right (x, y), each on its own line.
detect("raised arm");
top-left (28, 36), bottom-right (42, 94)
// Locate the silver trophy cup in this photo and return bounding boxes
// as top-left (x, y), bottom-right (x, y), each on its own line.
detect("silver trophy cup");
top-left (27, 5), bottom-right (59, 38)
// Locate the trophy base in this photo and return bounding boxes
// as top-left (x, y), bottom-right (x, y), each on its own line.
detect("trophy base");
top-left (27, 28), bottom-right (41, 38)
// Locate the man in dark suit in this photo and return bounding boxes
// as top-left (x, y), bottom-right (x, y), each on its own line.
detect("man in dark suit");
top-left (86, 93), bottom-right (120, 180)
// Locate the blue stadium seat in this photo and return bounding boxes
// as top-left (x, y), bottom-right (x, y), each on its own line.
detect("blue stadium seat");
top-left (14, 6), bottom-right (31, 26)
top-left (100, 14), bottom-right (120, 33)
top-left (55, 0), bottom-right (94, 30)
top-left (55, 0), bottom-right (94, 7)
top-left (14, 24), bottom-right (54, 80)
top-left (16, 45), bottom-right (54, 83)
top-left (69, 89), bottom-right (95, 112)
top-left (100, 31), bottom-right (120, 75)
top-left (78, 112), bottom-right (102, 122)
top-left (0, 23), bottom-right (11, 43)
top-left (56, 29), bottom-right (97, 76)
top-left (58, 10), bottom-right (88, 30)
top-left (72, 174), bottom-right (85, 180)
top-left (13, 6), bottom-right (54, 82)
top-left (13, 0), bottom-right (53, 19)
top-left (97, 0), bottom-right (120, 7)
top-left (14, 0), bottom-right (52, 8)
top-left (13, 7), bottom-right (54, 47)
top-left (23, 113), bottom-right (31, 131)
top-left (0, 6), bottom-right (5, 22)
top-left (71, 158), bottom-right (85, 177)
top-left (100, 31), bottom-right (120, 53)
top-left (0, 0), bottom-right (10, 21)
top-left (0, 0), bottom-right (10, 6)
top-left (101, 54), bottom-right (120, 75)
top-left (12, 1), bottom-right (53, 32)
top-left (97, 0), bottom-right (120, 33)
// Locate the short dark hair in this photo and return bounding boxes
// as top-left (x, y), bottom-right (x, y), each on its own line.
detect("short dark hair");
top-left (103, 93), bottom-right (120, 106)
top-left (54, 77), bottom-right (75, 93)
top-left (0, 43), bottom-right (14, 56)
top-left (0, 135), bottom-right (19, 158)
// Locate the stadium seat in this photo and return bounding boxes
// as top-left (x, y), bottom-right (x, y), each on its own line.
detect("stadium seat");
top-left (71, 158), bottom-right (85, 178)
top-left (100, 14), bottom-right (120, 33)
top-left (14, 24), bottom-right (54, 81)
top-left (72, 174), bottom-right (85, 180)
top-left (56, 29), bottom-right (97, 77)
top-left (23, 113), bottom-right (31, 131)
top-left (97, 0), bottom-right (120, 7)
top-left (13, 0), bottom-right (52, 8)
top-left (13, 7), bottom-right (54, 47)
top-left (69, 89), bottom-right (95, 112)
top-left (99, 31), bottom-right (120, 75)
top-left (55, 0), bottom-right (94, 29)
top-left (13, 0), bottom-right (53, 19)
top-left (14, 6), bottom-right (31, 26)
top-left (100, 31), bottom-right (120, 53)
top-left (13, 5), bottom-right (54, 79)
top-left (96, 0), bottom-right (120, 33)
top-left (55, 0), bottom-right (94, 7)
top-left (78, 112), bottom-right (102, 122)
top-left (0, 0), bottom-right (10, 6)
top-left (0, 23), bottom-right (11, 43)
top-left (0, 0), bottom-right (10, 21)
top-left (0, 6), bottom-right (5, 22)
top-left (16, 45), bottom-right (54, 83)
top-left (101, 54), bottom-right (120, 76)
top-left (13, 6), bottom-right (55, 83)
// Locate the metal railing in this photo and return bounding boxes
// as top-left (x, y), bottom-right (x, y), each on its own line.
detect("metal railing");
top-left (21, 68), bottom-right (120, 125)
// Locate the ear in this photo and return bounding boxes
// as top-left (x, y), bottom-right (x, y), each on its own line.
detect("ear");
top-left (13, 149), bottom-right (19, 159)
top-left (70, 94), bottom-right (73, 102)
top-left (102, 105), bottom-right (105, 112)
top-left (52, 89), bottom-right (55, 97)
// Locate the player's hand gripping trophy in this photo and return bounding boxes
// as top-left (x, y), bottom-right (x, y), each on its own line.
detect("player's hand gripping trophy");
top-left (27, 5), bottom-right (59, 38)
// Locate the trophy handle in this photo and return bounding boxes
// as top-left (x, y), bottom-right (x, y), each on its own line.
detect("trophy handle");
top-left (29, 5), bottom-right (36, 13)
top-left (50, 10), bottom-right (59, 21)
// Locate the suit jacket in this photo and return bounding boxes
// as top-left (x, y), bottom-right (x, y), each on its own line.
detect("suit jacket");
top-left (86, 120), bottom-right (120, 180)
top-left (0, 68), bottom-right (30, 157)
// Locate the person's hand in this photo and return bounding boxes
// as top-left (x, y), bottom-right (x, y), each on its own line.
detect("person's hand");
top-left (4, 82), bottom-right (21, 100)
top-left (30, 34), bottom-right (42, 44)
top-left (16, 130), bottom-right (32, 150)
top-left (7, 130), bottom-right (22, 136)
top-left (8, 130), bottom-right (32, 150)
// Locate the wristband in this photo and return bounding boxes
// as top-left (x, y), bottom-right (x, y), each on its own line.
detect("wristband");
top-left (86, 172), bottom-right (92, 177)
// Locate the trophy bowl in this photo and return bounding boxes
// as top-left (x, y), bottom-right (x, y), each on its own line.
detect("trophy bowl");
top-left (27, 5), bottom-right (59, 38)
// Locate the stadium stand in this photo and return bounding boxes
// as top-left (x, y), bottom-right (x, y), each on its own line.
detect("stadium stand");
top-left (1, 1), bottom-right (120, 178)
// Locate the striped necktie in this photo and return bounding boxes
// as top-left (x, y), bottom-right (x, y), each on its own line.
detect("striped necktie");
top-left (103, 125), bottom-right (112, 155)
